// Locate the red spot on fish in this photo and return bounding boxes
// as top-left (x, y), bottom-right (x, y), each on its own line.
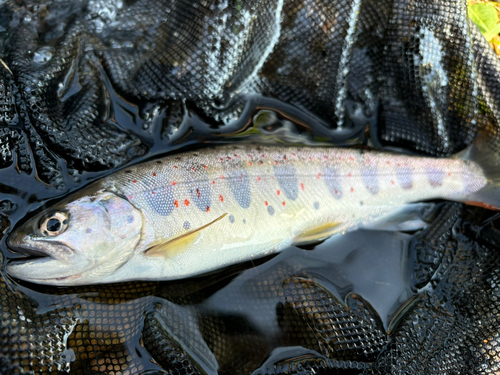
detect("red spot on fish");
top-left (220, 175), bottom-right (225, 180)
top-left (351, 187), bottom-right (354, 193)
top-left (259, 161), bottom-right (263, 165)
top-left (196, 189), bottom-right (201, 198)
top-left (234, 154), bottom-right (238, 158)
top-left (153, 172), bottom-right (156, 176)
top-left (348, 173), bottom-right (352, 177)
top-left (283, 156), bottom-right (287, 160)
top-left (133, 180), bottom-right (137, 183)
top-left (274, 161), bottom-right (279, 165)
top-left (391, 180), bottom-right (395, 185)
top-left (152, 191), bottom-right (155, 194)
top-left (184, 199), bottom-right (190, 206)
top-left (386, 161), bottom-right (391, 165)
top-left (309, 156), bottom-right (313, 161)
top-left (206, 206), bottom-right (210, 213)
top-left (219, 195), bottom-right (224, 202)
top-left (257, 176), bottom-right (261, 181)
top-left (397, 163), bottom-right (401, 167)
top-left (349, 156), bottom-right (355, 161)
top-left (172, 181), bottom-right (177, 186)
top-left (261, 154), bottom-right (265, 158)
top-left (212, 180), bottom-right (216, 184)
top-left (282, 201), bottom-right (286, 206)
top-left (366, 186), bottom-right (370, 190)
top-left (334, 189), bottom-right (338, 195)
top-left (265, 201), bottom-right (269, 206)
top-left (277, 190), bottom-right (281, 196)
top-left (247, 154), bottom-right (252, 158)
top-left (448, 172), bottom-right (451, 177)
top-left (174, 165), bottom-right (178, 169)
top-left (317, 173), bottom-right (322, 179)
top-left (292, 153), bottom-right (296, 156)
top-left (128, 195), bottom-right (133, 200)
top-left (300, 183), bottom-right (305, 191)
top-left (227, 156), bottom-right (232, 160)
top-left (248, 161), bottom-right (253, 166)
top-left (174, 200), bottom-right (179, 208)
top-left (339, 156), bottom-right (342, 161)
top-left (191, 167), bottom-right (196, 171)
top-left (203, 165), bottom-right (207, 169)
top-left (220, 158), bottom-right (224, 161)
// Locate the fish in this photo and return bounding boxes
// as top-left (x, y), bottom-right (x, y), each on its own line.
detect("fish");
top-left (6, 138), bottom-right (499, 286)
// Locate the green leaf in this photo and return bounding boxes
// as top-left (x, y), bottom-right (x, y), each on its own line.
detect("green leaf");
top-left (484, 22), bottom-right (500, 41)
top-left (468, 3), bottom-right (500, 42)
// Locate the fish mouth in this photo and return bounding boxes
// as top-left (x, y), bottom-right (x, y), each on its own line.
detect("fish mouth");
top-left (7, 241), bottom-right (51, 258)
top-left (7, 233), bottom-right (73, 261)
top-left (6, 257), bottom-right (85, 285)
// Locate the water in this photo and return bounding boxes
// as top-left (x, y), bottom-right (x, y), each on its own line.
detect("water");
top-left (0, 56), bottom-right (413, 374)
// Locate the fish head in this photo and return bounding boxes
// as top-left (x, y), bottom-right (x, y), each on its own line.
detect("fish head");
top-left (6, 191), bottom-right (143, 285)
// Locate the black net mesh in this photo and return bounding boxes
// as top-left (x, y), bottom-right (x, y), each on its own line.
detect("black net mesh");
top-left (2, 0), bottom-right (500, 374)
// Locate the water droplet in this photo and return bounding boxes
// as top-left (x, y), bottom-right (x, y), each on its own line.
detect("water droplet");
top-left (33, 47), bottom-right (55, 65)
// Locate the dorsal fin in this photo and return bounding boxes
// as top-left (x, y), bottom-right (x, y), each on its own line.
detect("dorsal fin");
top-left (146, 213), bottom-right (228, 258)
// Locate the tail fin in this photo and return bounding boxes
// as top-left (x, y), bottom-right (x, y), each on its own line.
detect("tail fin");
top-left (456, 130), bottom-right (500, 210)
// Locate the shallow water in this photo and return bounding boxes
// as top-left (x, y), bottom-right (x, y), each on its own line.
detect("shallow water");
top-left (0, 67), bottom-right (419, 373)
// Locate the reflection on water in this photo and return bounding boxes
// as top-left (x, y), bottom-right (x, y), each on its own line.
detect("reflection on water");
top-left (0, 14), bottom-right (479, 371)
top-left (0, 75), bottom-right (428, 373)
top-left (146, 230), bottom-right (411, 374)
top-left (1, 202), bottom-right (417, 374)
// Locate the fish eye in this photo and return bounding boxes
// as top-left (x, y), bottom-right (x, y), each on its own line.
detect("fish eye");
top-left (40, 212), bottom-right (69, 236)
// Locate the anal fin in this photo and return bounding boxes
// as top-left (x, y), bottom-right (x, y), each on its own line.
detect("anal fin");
top-left (146, 213), bottom-right (227, 258)
top-left (293, 222), bottom-right (342, 245)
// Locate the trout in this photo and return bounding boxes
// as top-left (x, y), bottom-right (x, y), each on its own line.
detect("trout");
top-left (6, 142), bottom-right (497, 285)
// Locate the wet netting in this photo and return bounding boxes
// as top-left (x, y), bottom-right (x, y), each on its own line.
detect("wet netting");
top-left (1, 0), bottom-right (500, 374)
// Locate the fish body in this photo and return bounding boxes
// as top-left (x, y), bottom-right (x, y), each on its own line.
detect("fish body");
top-left (6, 145), bottom-right (490, 285)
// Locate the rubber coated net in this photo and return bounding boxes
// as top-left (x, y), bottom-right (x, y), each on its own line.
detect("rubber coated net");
top-left (1, 0), bottom-right (500, 374)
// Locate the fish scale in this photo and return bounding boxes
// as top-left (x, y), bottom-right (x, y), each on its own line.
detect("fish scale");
top-left (99, 145), bottom-right (486, 281)
top-left (6, 144), bottom-right (490, 285)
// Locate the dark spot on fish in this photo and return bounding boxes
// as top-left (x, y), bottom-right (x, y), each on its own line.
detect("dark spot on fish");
top-left (183, 221), bottom-right (191, 230)
top-left (323, 166), bottom-right (342, 199)
top-left (427, 167), bottom-right (444, 187)
top-left (361, 162), bottom-right (379, 194)
top-left (156, 161), bottom-right (162, 164)
top-left (243, 219), bottom-right (246, 224)
top-left (187, 163), bottom-right (212, 212)
top-left (274, 164), bottom-right (299, 200)
top-left (225, 168), bottom-right (251, 208)
top-left (229, 215), bottom-right (235, 223)
top-left (125, 170), bottom-right (133, 174)
top-left (144, 184), bottom-right (176, 216)
top-left (86, 228), bottom-right (92, 234)
top-left (314, 202), bottom-right (320, 210)
top-left (396, 166), bottom-right (413, 189)
top-left (267, 206), bottom-right (275, 215)
top-left (127, 215), bottom-right (134, 223)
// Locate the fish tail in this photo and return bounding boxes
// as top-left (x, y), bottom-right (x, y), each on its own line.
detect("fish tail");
top-left (456, 130), bottom-right (500, 210)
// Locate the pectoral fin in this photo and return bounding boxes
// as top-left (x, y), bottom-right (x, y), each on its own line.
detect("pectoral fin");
top-left (293, 222), bottom-right (342, 245)
top-left (146, 213), bottom-right (227, 258)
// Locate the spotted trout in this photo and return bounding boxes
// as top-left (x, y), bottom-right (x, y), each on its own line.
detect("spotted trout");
top-left (6, 141), bottom-right (498, 285)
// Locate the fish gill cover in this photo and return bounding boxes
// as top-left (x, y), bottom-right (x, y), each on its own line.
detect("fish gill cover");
top-left (0, 0), bottom-right (500, 374)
